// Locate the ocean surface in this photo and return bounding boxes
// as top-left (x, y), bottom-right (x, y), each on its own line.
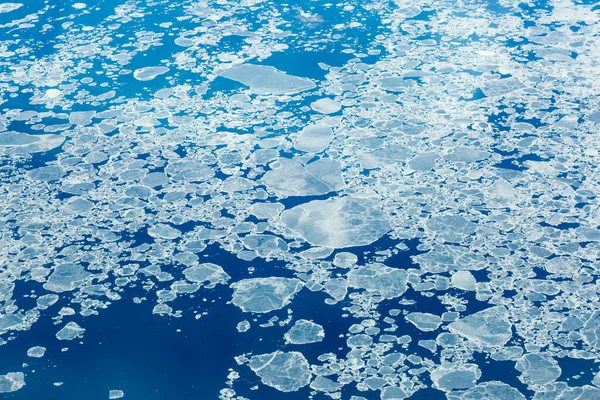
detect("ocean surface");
top-left (1, 0), bottom-right (600, 399)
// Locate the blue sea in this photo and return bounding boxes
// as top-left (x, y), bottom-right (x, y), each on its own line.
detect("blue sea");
top-left (1, 0), bottom-right (600, 399)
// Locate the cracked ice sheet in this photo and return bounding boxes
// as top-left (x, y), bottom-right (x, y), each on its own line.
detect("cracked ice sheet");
top-left (280, 196), bottom-right (391, 248)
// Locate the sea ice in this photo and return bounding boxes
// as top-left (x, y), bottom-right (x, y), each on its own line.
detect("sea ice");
top-left (248, 351), bottom-right (311, 392)
top-left (280, 196), bottom-right (390, 248)
top-left (448, 306), bottom-right (512, 347)
top-left (220, 64), bottom-right (315, 95)
top-left (284, 320), bottom-right (325, 344)
top-left (231, 277), bottom-right (303, 313)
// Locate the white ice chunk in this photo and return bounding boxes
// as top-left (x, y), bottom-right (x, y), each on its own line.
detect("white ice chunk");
top-left (249, 351), bottom-right (311, 392)
top-left (447, 381), bottom-right (525, 400)
top-left (0, 3), bottom-right (22, 13)
top-left (310, 376), bottom-right (342, 392)
top-left (262, 158), bottom-right (344, 197)
top-left (451, 271), bottom-right (477, 291)
top-left (27, 346), bottom-right (46, 358)
top-left (133, 66), bottom-right (169, 81)
top-left (236, 320), bottom-right (251, 332)
top-left (148, 224), bottom-right (181, 240)
top-left (408, 153), bottom-right (438, 171)
top-left (333, 252), bottom-right (358, 268)
top-left (284, 319), bottom-right (324, 344)
top-left (405, 312), bottom-right (442, 332)
top-left (0, 132), bottom-right (64, 155)
top-left (280, 196), bottom-right (390, 248)
top-left (448, 306), bottom-right (512, 347)
top-left (515, 353), bottom-right (561, 385)
top-left (44, 88), bottom-right (62, 99)
top-left (582, 311), bottom-right (600, 350)
top-left (347, 263), bottom-right (408, 299)
top-left (381, 386), bottom-right (409, 399)
top-left (231, 277), bottom-right (303, 313)
top-left (183, 263), bottom-right (230, 286)
top-left (481, 77), bottom-right (525, 97)
top-left (0, 372), bottom-right (24, 393)
top-left (109, 389), bottom-right (124, 399)
top-left (219, 64), bottom-right (315, 95)
top-left (44, 263), bottom-right (92, 293)
top-left (56, 322), bottom-right (85, 341)
top-left (293, 124), bottom-right (333, 153)
top-left (431, 363), bottom-right (481, 391)
top-left (310, 98), bottom-right (341, 114)
top-left (26, 165), bottom-right (65, 182)
top-left (249, 202), bottom-right (284, 219)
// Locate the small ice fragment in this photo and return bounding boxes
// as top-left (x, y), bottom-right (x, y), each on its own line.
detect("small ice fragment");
top-left (56, 322), bottom-right (85, 341)
top-left (109, 389), bottom-right (125, 399)
top-left (44, 88), bottom-right (62, 99)
top-left (27, 346), bottom-right (46, 358)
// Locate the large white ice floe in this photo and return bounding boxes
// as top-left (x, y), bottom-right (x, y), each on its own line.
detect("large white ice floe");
top-left (219, 64), bottom-right (315, 95)
top-left (248, 351), bottom-right (311, 392)
top-left (284, 319), bottom-right (325, 344)
top-left (280, 196), bottom-right (390, 248)
top-left (448, 306), bottom-right (512, 347)
top-left (0, 132), bottom-right (64, 154)
top-left (230, 277), bottom-right (304, 313)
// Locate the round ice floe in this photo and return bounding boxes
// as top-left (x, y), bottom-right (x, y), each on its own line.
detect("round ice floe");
top-left (133, 66), bottom-right (169, 81)
top-left (280, 196), bottom-right (390, 248)
top-left (248, 351), bottom-right (311, 392)
top-left (431, 363), bottom-right (481, 391)
top-left (26, 165), bottom-right (65, 182)
top-left (515, 353), bottom-right (561, 386)
top-left (26, 346), bottom-right (46, 358)
top-left (262, 158), bottom-right (344, 197)
top-left (310, 98), bottom-right (341, 114)
top-left (44, 88), bottom-right (62, 99)
top-left (451, 271), bottom-right (477, 291)
top-left (333, 252), bottom-right (358, 268)
top-left (230, 277), bottom-right (303, 313)
top-left (109, 390), bottom-right (124, 399)
top-left (72, 3), bottom-right (86, 9)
